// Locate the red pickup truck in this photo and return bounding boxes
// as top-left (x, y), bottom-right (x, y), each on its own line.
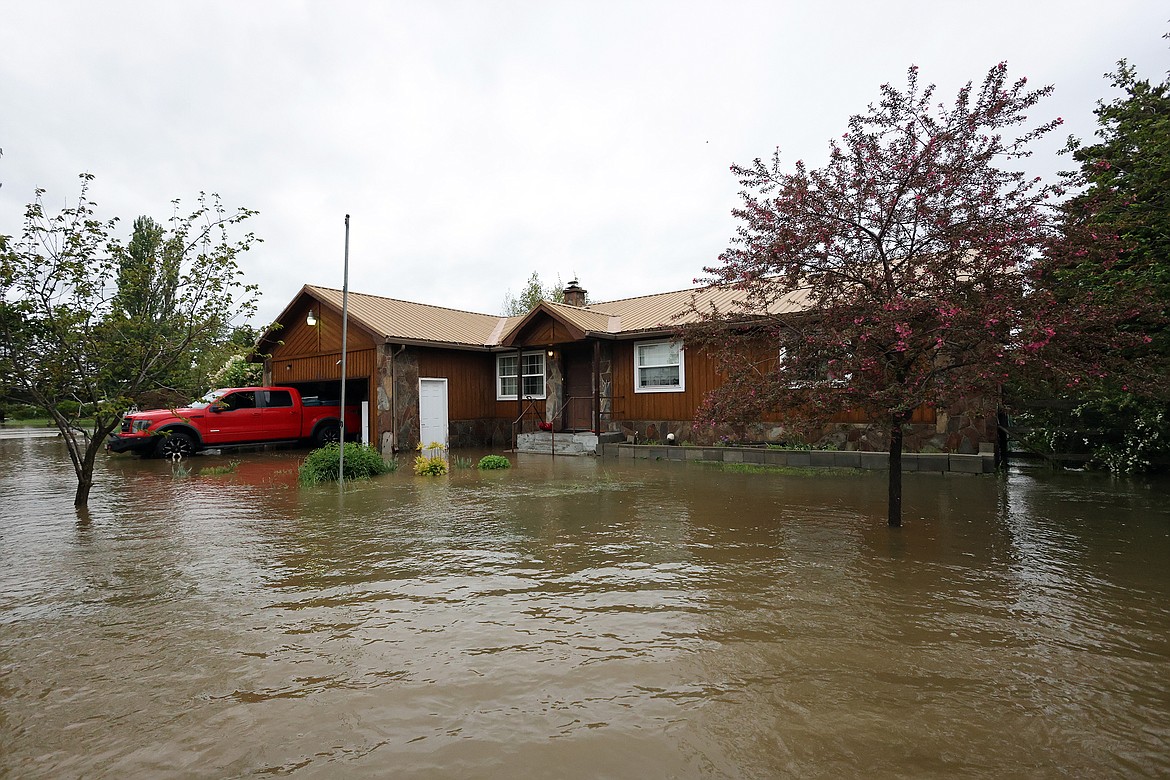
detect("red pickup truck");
top-left (107, 387), bottom-right (361, 458)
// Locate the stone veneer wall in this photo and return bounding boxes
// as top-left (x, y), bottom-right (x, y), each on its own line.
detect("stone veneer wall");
top-left (611, 398), bottom-right (996, 455)
top-left (380, 345), bottom-right (420, 453)
top-left (598, 343), bottom-right (614, 429)
top-left (449, 418), bottom-right (513, 449)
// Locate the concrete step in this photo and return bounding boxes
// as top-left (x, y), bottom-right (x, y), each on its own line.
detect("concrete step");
top-left (516, 431), bottom-right (599, 456)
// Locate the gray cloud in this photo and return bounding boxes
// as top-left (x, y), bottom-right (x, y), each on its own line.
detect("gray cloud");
top-left (2, 0), bottom-right (1166, 324)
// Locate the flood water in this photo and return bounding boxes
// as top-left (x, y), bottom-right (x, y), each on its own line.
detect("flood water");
top-left (1, 434), bottom-right (1168, 779)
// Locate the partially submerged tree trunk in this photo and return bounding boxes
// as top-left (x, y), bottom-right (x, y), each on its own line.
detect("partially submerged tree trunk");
top-left (887, 412), bottom-right (908, 528)
top-left (55, 417), bottom-right (119, 508)
top-left (75, 471), bottom-right (94, 507)
top-left (73, 438), bottom-right (105, 507)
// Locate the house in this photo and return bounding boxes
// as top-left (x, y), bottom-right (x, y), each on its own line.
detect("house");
top-left (255, 280), bottom-right (989, 454)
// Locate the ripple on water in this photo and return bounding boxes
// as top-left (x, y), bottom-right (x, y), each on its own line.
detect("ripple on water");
top-left (1, 441), bottom-right (1169, 778)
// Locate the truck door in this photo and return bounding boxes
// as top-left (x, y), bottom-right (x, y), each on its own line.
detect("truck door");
top-left (257, 389), bottom-right (300, 441)
top-left (204, 390), bottom-right (260, 444)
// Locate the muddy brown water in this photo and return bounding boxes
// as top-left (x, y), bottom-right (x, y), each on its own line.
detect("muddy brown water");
top-left (1, 436), bottom-right (1168, 778)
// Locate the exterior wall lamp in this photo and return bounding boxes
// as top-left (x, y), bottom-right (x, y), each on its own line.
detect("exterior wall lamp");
top-left (306, 309), bottom-right (317, 326)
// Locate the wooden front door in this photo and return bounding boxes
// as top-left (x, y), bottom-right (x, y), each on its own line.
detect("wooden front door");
top-left (563, 348), bottom-right (593, 431)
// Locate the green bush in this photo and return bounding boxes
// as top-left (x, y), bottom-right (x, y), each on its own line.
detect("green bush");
top-left (299, 443), bottom-right (396, 486)
top-left (4, 404), bottom-right (44, 420)
top-left (477, 454), bottom-right (511, 470)
top-left (56, 400), bottom-right (81, 417)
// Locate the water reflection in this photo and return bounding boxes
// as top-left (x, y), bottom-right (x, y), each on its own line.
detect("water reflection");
top-left (1, 438), bottom-right (1168, 778)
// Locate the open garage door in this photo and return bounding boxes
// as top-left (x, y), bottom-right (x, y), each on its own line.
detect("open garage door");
top-left (284, 378), bottom-right (371, 444)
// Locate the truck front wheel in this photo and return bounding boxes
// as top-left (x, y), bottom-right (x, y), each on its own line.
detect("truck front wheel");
top-left (314, 422), bottom-right (341, 447)
top-left (156, 430), bottom-right (196, 459)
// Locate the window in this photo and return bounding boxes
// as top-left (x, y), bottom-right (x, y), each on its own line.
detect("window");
top-left (218, 391), bottom-right (256, 411)
top-left (634, 340), bottom-right (684, 393)
top-left (497, 351), bottom-right (546, 399)
top-left (778, 345), bottom-right (849, 387)
top-left (260, 390), bottom-right (293, 408)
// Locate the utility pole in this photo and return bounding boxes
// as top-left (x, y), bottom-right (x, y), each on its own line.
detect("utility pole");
top-left (339, 214), bottom-right (351, 491)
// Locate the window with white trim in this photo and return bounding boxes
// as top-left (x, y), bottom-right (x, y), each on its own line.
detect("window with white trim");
top-left (778, 345), bottom-right (849, 387)
top-left (634, 339), bottom-right (684, 393)
top-left (497, 351), bottom-right (546, 399)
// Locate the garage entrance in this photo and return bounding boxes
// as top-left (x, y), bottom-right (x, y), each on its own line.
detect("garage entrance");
top-left (283, 378), bottom-right (371, 444)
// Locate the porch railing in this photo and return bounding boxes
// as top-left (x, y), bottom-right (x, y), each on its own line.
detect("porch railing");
top-left (510, 397), bottom-right (542, 451)
top-left (511, 393), bottom-right (627, 453)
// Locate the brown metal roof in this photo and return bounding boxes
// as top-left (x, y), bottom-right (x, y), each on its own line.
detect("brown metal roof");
top-left (292, 281), bottom-right (809, 351)
top-left (306, 285), bottom-right (516, 349)
top-left (538, 300), bottom-right (618, 333)
top-left (582, 284), bottom-right (811, 335)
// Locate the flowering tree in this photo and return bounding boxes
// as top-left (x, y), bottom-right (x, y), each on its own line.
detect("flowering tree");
top-left (689, 64), bottom-right (1075, 527)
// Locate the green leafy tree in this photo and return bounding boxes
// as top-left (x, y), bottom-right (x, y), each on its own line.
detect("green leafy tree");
top-left (501, 271), bottom-right (571, 316)
top-left (1015, 50), bottom-right (1170, 471)
top-left (0, 174), bottom-right (261, 506)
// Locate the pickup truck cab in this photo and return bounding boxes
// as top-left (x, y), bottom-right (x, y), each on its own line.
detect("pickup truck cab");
top-left (108, 386), bottom-right (361, 458)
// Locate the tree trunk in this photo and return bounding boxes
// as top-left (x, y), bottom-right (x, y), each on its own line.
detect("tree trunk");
top-left (74, 474), bottom-right (94, 507)
top-left (72, 438), bottom-right (102, 508)
top-left (887, 413), bottom-right (906, 528)
top-left (996, 407), bottom-right (1010, 471)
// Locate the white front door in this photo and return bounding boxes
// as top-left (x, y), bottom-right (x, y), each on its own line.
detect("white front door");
top-left (418, 378), bottom-right (449, 449)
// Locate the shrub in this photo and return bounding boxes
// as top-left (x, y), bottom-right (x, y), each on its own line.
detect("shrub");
top-left (299, 443), bottom-right (396, 486)
top-left (413, 441), bottom-right (449, 476)
top-left (5, 404), bottom-right (44, 420)
top-left (477, 454), bottom-right (511, 470)
top-left (413, 453), bottom-right (448, 476)
top-left (57, 400), bottom-right (81, 417)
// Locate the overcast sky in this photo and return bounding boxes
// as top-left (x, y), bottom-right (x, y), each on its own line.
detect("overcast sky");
top-left (2, 1), bottom-right (1166, 326)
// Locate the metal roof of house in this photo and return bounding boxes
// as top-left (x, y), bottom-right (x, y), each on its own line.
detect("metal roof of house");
top-left (306, 285), bottom-right (519, 348)
top-left (296, 281), bottom-right (810, 349)
top-left (583, 284), bottom-right (810, 334)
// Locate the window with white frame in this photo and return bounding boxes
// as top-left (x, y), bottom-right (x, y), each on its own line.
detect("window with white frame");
top-left (778, 344), bottom-right (849, 387)
top-left (634, 339), bottom-right (684, 393)
top-left (497, 351), bottom-right (546, 399)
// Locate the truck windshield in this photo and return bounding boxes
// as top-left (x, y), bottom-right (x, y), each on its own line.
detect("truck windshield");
top-left (188, 390), bottom-right (229, 409)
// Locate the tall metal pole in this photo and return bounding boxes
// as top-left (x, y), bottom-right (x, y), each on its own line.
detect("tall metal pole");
top-left (339, 214), bottom-right (351, 491)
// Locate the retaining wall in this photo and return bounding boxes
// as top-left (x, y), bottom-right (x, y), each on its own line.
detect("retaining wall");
top-left (603, 443), bottom-right (996, 474)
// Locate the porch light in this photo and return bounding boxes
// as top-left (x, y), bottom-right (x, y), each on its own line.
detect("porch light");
top-left (306, 309), bottom-right (317, 326)
top-left (547, 349), bottom-right (555, 358)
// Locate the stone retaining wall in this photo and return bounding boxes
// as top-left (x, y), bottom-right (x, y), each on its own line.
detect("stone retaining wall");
top-left (603, 443), bottom-right (995, 473)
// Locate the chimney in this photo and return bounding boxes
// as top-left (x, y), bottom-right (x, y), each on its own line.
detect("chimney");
top-left (563, 279), bottom-right (587, 307)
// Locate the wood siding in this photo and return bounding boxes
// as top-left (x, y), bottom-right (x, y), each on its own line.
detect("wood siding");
top-left (512, 319), bottom-right (583, 347)
top-left (269, 308), bottom-right (379, 384)
top-left (415, 348), bottom-right (499, 420)
top-left (612, 340), bottom-right (936, 426)
top-left (611, 341), bottom-right (721, 421)
top-left (272, 350), bottom-right (377, 384)
top-left (273, 305), bottom-right (377, 359)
